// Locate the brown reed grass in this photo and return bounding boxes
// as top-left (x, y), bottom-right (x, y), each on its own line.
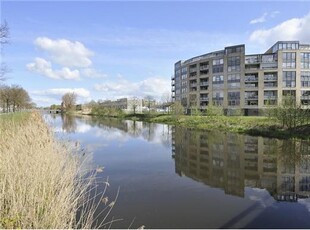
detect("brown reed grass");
top-left (0, 112), bottom-right (118, 228)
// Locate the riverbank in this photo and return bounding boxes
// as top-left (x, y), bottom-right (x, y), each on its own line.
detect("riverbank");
top-left (148, 114), bottom-right (310, 140)
top-left (0, 112), bottom-right (98, 228)
top-left (75, 110), bottom-right (309, 140)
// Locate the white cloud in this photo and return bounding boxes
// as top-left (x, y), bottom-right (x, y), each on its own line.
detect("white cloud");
top-left (249, 11), bottom-right (280, 24)
top-left (81, 68), bottom-right (107, 79)
top-left (249, 12), bottom-right (310, 46)
top-left (94, 76), bottom-right (170, 100)
top-left (34, 37), bottom-right (93, 68)
top-left (250, 13), bottom-right (268, 24)
top-left (27, 57), bottom-right (80, 80)
top-left (31, 87), bottom-right (91, 107)
top-left (32, 87), bottom-right (90, 100)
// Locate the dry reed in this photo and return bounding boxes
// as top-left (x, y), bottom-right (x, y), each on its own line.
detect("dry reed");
top-left (0, 112), bottom-right (118, 228)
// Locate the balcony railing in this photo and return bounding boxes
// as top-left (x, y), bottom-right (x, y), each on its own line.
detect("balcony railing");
top-left (200, 66), bottom-right (209, 70)
top-left (264, 95), bottom-right (277, 99)
top-left (264, 75), bottom-right (277, 81)
top-left (200, 97), bottom-right (209, 101)
top-left (301, 95), bottom-right (310, 100)
top-left (200, 82), bottom-right (209, 86)
top-left (245, 95), bottom-right (258, 99)
top-left (245, 76), bottom-right (258, 82)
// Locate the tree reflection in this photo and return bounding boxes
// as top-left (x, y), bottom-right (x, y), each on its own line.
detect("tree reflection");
top-left (61, 114), bottom-right (77, 133)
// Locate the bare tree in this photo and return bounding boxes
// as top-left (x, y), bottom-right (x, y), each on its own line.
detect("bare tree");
top-left (144, 95), bottom-right (154, 114)
top-left (130, 97), bottom-right (140, 114)
top-left (1, 20), bottom-right (10, 81)
top-left (62, 92), bottom-right (77, 111)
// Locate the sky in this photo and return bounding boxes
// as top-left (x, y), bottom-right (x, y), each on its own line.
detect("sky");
top-left (1, 0), bottom-right (310, 107)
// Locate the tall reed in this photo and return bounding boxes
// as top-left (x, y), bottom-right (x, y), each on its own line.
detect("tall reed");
top-left (0, 112), bottom-right (117, 228)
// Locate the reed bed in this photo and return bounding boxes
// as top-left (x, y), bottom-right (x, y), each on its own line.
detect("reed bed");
top-left (0, 112), bottom-right (117, 228)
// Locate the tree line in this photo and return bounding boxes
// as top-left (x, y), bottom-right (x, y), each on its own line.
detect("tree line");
top-left (0, 85), bottom-right (33, 113)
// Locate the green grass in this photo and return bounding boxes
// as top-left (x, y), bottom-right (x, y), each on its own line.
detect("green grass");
top-left (148, 114), bottom-right (310, 140)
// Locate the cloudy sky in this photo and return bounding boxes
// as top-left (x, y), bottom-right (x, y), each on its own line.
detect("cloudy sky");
top-left (2, 1), bottom-right (310, 106)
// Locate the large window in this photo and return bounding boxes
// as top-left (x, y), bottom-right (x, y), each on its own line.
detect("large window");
top-left (212, 58), bottom-right (224, 73)
top-left (283, 71), bottom-right (296, 88)
top-left (212, 91), bottom-right (224, 105)
top-left (282, 52), bottom-right (296, 69)
top-left (301, 71), bottom-right (310, 87)
top-left (227, 92), bottom-right (240, 106)
top-left (301, 53), bottom-right (310, 69)
top-left (212, 75), bottom-right (224, 89)
top-left (227, 56), bottom-right (241, 72)
top-left (227, 74), bottom-right (240, 88)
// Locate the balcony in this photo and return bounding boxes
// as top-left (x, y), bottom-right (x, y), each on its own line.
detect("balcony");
top-left (245, 75), bottom-right (258, 82)
top-left (190, 83), bottom-right (197, 87)
top-left (189, 68), bottom-right (197, 73)
top-left (245, 95), bottom-right (258, 100)
top-left (245, 83), bottom-right (258, 88)
top-left (200, 65), bottom-right (209, 70)
top-left (264, 83), bottom-right (277, 88)
top-left (200, 82), bottom-right (209, 86)
top-left (200, 97), bottom-right (209, 101)
top-left (264, 95), bottom-right (277, 99)
top-left (301, 95), bottom-right (310, 100)
top-left (264, 74), bottom-right (277, 81)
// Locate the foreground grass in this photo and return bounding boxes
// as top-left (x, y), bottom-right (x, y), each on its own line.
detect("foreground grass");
top-left (0, 112), bottom-right (114, 228)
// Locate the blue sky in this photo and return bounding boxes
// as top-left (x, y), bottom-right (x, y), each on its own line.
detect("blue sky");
top-left (2, 1), bottom-right (310, 106)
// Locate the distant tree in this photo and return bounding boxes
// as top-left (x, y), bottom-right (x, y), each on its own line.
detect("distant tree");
top-left (130, 97), bottom-right (140, 115)
top-left (1, 20), bottom-right (10, 81)
top-left (0, 84), bottom-right (32, 112)
top-left (62, 92), bottom-right (77, 111)
top-left (144, 95), bottom-right (154, 114)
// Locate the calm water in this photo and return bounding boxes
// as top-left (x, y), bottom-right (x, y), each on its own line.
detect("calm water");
top-left (45, 113), bottom-right (310, 229)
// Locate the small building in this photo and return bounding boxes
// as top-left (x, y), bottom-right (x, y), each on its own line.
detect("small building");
top-left (99, 98), bottom-right (143, 113)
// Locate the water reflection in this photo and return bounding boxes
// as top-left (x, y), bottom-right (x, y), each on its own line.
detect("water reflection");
top-left (49, 114), bottom-right (172, 148)
top-left (46, 113), bottom-right (310, 228)
top-left (172, 127), bottom-right (310, 202)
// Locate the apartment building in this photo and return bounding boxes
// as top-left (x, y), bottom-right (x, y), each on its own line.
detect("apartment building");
top-left (172, 41), bottom-right (310, 115)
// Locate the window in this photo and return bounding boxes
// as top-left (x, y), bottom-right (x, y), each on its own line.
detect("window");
top-left (283, 71), bottom-right (296, 88)
top-left (226, 46), bottom-right (243, 54)
top-left (228, 74), bottom-right (240, 88)
top-left (227, 92), bottom-right (240, 106)
top-left (227, 56), bottom-right (241, 72)
top-left (282, 52), bottom-right (296, 68)
top-left (212, 58), bottom-right (224, 73)
top-left (212, 91), bottom-right (224, 105)
top-left (212, 75), bottom-right (224, 89)
top-left (301, 53), bottom-right (310, 69)
top-left (301, 71), bottom-right (310, 87)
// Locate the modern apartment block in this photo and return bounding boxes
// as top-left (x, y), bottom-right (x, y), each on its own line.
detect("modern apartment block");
top-left (171, 41), bottom-right (310, 115)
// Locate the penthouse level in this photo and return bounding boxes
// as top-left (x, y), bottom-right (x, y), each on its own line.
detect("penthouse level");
top-left (171, 41), bottom-right (310, 115)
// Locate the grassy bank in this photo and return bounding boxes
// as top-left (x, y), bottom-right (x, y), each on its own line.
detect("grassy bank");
top-left (0, 112), bottom-right (111, 228)
top-left (148, 114), bottom-right (310, 140)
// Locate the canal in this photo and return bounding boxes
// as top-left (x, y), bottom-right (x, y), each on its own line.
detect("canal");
top-left (45, 113), bottom-right (310, 229)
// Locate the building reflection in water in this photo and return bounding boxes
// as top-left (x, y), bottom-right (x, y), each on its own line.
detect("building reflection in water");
top-left (172, 127), bottom-right (310, 202)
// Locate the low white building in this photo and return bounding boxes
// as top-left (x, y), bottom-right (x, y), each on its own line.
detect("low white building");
top-left (99, 97), bottom-right (143, 113)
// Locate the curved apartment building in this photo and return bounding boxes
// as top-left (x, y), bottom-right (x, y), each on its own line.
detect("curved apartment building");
top-left (171, 41), bottom-right (310, 115)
